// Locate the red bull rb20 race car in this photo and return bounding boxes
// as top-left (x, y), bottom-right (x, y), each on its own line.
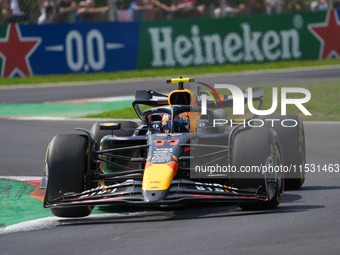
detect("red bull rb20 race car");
top-left (42, 78), bottom-right (306, 217)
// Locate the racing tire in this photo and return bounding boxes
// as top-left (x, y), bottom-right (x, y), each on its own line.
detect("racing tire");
top-left (232, 127), bottom-right (284, 210)
top-left (259, 114), bottom-right (306, 189)
top-left (90, 121), bottom-right (138, 149)
top-left (45, 134), bottom-right (93, 217)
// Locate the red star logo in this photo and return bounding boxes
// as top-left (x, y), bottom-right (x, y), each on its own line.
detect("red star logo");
top-left (309, 10), bottom-right (340, 59)
top-left (0, 24), bottom-right (41, 77)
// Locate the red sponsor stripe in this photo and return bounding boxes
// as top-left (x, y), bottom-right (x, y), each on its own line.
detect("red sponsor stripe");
top-left (190, 194), bottom-right (213, 198)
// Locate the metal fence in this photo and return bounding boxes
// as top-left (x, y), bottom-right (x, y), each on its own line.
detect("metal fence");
top-left (0, 0), bottom-right (337, 24)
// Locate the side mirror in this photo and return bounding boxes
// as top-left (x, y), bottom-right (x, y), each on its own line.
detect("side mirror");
top-left (99, 122), bottom-right (121, 130)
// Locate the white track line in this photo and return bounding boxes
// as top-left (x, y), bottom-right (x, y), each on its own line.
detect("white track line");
top-left (0, 176), bottom-right (43, 181)
top-left (0, 212), bottom-right (147, 235)
top-left (50, 96), bottom-right (134, 104)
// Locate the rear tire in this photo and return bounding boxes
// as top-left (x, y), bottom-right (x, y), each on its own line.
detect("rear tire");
top-left (45, 134), bottom-right (93, 217)
top-left (260, 114), bottom-right (306, 189)
top-left (232, 127), bottom-right (284, 210)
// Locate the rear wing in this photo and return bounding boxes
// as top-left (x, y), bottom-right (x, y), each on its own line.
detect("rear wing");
top-left (134, 90), bottom-right (169, 105)
top-left (133, 86), bottom-right (265, 119)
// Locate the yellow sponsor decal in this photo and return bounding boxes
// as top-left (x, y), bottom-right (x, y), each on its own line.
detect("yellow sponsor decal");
top-left (271, 144), bottom-right (274, 156)
top-left (142, 162), bottom-right (177, 190)
top-left (44, 143), bottom-right (50, 163)
top-left (276, 196), bottom-right (281, 204)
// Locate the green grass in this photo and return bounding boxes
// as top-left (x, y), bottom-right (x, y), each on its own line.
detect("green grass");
top-left (84, 80), bottom-right (340, 121)
top-left (85, 105), bottom-right (151, 119)
top-left (85, 107), bottom-right (143, 119)
top-left (229, 80), bottom-right (340, 121)
top-left (272, 81), bottom-right (340, 121)
top-left (1, 59), bottom-right (339, 86)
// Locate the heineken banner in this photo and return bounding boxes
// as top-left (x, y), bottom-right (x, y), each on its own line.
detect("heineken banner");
top-left (0, 22), bottom-right (139, 77)
top-left (0, 10), bottom-right (339, 77)
top-left (137, 10), bottom-right (340, 69)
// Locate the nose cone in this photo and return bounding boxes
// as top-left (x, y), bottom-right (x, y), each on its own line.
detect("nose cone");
top-left (142, 190), bottom-right (167, 202)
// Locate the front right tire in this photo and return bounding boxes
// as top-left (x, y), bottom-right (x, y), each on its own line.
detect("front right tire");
top-left (44, 134), bottom-right (93, 217)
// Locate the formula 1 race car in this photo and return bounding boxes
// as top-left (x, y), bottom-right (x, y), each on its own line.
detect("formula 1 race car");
top-left (42, 78), bottom-right (306, 217)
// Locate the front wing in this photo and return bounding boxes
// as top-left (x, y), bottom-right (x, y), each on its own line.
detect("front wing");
top-left (44, 179), bottom-right (269, 208)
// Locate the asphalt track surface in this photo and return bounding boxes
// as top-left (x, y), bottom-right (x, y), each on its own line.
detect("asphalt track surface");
top-left (1, 67), bottom-right (340, 255)
top-left (1, 65), bottom-right (340, 103)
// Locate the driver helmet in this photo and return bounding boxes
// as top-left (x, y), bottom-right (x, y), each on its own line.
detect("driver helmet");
top-left (162, 112), bottom-right (190, 132)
